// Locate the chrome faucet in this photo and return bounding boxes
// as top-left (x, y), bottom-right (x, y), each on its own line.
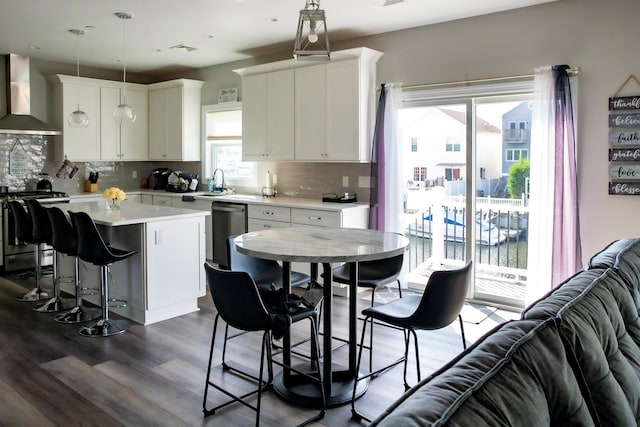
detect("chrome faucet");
top-left (212, 168), bottom-right (225, 191)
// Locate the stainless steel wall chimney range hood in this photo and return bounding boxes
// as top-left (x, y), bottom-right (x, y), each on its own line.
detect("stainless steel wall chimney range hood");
top-left (0, 54), bottom-right (61, 135)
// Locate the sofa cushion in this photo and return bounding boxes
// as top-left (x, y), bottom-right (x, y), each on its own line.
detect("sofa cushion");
top-left (586, 239), bottom-right (640, 310)
top-left (523, 268), bottom-right (640, 426)
top-left (587, 238), bottom-right (639, 270)
top-left (370, 319), bottom-right (595, 426)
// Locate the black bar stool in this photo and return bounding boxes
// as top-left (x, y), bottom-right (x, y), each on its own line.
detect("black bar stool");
top-left (69, 211), bottom-right (137, 337)
top-left (46, 206), bottom-right (100, 324)
top-left (7, 200), bottom-right (49, 302)
top-left (25, 199), bottom-right (72, 313)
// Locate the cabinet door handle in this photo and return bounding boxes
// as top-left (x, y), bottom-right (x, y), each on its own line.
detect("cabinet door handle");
top-left (263, 211), bottom-right (274, 215)
top-left (308, 216), bottom-right (322, 221)
top-left (263, 224), bottom-right (271, 229)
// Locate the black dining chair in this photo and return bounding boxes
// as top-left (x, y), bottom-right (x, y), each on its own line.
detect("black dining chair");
top-left (8, 200), bottom-right (50, 302)
top-left (226, 235), bottom-right (311, 290)
top-left (46, 206), bottom-right (100, 324)
top-left (350, 260), bottom-right (473, 422)
top-left (202, 262), bottom-right (325, 426)
top-left (331, 253), bottom-right (405, 370)
top-left (25, 199), bottom-right (72, 313)
top-left (69, 211), bottom-right (136, 337)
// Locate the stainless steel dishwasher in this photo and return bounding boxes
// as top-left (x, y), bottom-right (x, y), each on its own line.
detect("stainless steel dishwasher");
top-left (211, 200), bottom-right (248, 269)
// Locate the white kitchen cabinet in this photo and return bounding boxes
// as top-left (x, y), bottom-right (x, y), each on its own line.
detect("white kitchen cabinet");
top-left (294, 65), bottom-right (326, 160)
top-left (148, 79), bottom-right (204, 161)
top-left (140, 194), bottom-right (153, 205)
top-left (236, 47), bottom-right (382, 163)
top-left (100, 86), bottom-right (148, 161)
top-left (145, 217), bottom-right (204, 308)
top-left (295, 58), bottom-right (375, 161)
top-left (240, 70), bottom-right (295, 161)
top-left (51, 76), bottom-right (101, 160)
top-left (152, 195), bottom-right (172, 207)
top-left (247, 204), bottom-right (291, 231)
top-left (172, 197), bottom-right (213, 261)
top-left (50, 75), bottom-right (148, 161)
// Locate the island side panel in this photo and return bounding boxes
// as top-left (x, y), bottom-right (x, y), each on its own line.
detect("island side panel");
top-left (143, 216), bottom-right (206, 324)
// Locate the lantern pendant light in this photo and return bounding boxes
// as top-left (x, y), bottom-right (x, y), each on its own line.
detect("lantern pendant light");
top-left (113, 12), bottom-right (136, 124)
top-left (68, 29), bottom-right (89, 128)
top-left (293, 0), bottom-right (330, 61)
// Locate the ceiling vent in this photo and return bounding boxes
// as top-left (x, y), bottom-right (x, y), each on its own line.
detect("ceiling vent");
top-left (169, 44), bottom-right (198, 53)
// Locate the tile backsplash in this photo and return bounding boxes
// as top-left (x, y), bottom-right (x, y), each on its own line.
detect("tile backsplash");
top-left (0, 135), bottom-right (372, 204)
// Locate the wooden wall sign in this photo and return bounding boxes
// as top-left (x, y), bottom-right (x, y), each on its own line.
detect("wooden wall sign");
top-left (609, 86), bottom-right (640, 195)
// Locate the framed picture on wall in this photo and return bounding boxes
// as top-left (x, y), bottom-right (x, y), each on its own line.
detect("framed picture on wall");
top-left (218, 87), bottom-right (238, 103)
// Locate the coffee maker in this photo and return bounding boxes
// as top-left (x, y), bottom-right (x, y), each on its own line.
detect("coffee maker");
top-left (150, 168), bottom-right (172, 190)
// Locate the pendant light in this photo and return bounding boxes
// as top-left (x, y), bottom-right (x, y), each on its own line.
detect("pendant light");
top-left (68, 29), bottom-right (89, 128)
top-left (113, 12), bottom-right (136, 124)
top-left (293, 0), bottom-right (330, 61)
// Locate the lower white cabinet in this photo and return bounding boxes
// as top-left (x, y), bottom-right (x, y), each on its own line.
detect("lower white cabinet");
top-left (172, 197), bottom-right (213, 261)
top-left (152, 195), bottom-right (172, 207)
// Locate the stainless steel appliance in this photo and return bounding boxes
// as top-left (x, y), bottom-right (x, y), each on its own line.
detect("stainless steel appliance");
top-left (211, 201), bottom-right (247, 269)
top-left (2, 191), bottom-right (70, 272)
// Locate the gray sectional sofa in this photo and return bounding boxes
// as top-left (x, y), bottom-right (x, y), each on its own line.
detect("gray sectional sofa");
top-left (370, 238), bottom-right (640, 426)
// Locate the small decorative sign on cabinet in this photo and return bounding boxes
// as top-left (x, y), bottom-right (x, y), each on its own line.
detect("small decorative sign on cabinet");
top-left (608, 76), bottom-right (640, 195)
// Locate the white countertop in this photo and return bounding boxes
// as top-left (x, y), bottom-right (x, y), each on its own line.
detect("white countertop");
top-left (52, 200), bottom-right (209, 226)
top-left (69, 190), bottom-right (369, 212)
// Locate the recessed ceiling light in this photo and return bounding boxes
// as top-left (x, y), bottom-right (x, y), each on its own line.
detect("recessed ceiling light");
top-left (28, 45), bottom-right (40, 50)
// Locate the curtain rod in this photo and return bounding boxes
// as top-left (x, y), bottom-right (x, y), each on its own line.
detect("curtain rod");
top-left (398, 66), bottom-right (581, 91)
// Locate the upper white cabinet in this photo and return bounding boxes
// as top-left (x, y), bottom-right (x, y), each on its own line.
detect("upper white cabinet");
top-left (50, 75), bottom-right (148, 161)
top-left (100, 86), bottom-right (148, 161)
top-left (241, 69), bottom-right (295, 161)
top-left (148, 79), bottom-right (204, 161)
top-left (235, 47), bottom-right (383, 163)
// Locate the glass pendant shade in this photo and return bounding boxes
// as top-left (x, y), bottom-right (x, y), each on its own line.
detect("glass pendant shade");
top-left (114, 12), bottom-right (135, 124)
top-left (69, 109), bottom-right (90, 127)
top-left (68, 29), bottom-right (89, 128)
top-left (114, 103), bottom-right (136, 123)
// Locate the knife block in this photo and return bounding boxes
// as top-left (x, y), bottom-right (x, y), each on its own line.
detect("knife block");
top-left (84, 180), bottom-right (98, 193)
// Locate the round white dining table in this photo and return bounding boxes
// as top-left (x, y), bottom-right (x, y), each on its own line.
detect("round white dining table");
top-left (234, 227), bottom-right (409, 407)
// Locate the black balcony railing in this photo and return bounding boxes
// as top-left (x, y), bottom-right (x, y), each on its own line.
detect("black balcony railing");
top-left (405, 206), bottom-right (529, 275)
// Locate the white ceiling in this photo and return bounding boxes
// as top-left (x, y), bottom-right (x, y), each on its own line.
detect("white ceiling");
top-left (0, 0), bottom-right (556, 75)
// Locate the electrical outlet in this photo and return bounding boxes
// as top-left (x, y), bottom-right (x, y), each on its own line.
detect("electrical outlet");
top-left (132, 170), bottom-right (137, 179)
top-left (342, 176), bottom-right (349, 187)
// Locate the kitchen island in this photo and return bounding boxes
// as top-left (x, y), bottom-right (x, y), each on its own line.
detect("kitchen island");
top-left (52, 201), bottom-right (209, 325)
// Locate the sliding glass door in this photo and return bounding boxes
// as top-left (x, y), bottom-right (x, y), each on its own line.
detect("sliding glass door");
top-left (401, 84), bottom-right (533, 309)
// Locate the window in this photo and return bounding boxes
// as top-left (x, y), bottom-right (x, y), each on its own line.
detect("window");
top-left (445, 137), bottom-right (461, 152)
top-left (202, 103), bottom-right (256, 187)
top-left (413, 166), bottom-right (427, 181)
top-left (506, 148), bottom-right (529, 162)
top-left (410, 137), bottom-right (418, 152)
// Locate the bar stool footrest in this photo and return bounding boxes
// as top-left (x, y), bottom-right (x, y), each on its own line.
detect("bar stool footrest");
top-left (16, 287), bottom-right (50, 302)
top-left (79, 318), bottom-right (128, 337)
top-left (55, 306), bottom-right (101, 324)
top-left (107, 298), bottom-right (127, 309)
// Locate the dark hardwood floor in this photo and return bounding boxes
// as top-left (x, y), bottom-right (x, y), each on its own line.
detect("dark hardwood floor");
top-left (0, 270), bottom-right (518, 426)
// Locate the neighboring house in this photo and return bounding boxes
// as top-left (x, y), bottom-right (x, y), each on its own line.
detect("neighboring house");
top-left (501, 102), bottom-right (532, 174)
top-left (402, 107), bottom-right (501, 187)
